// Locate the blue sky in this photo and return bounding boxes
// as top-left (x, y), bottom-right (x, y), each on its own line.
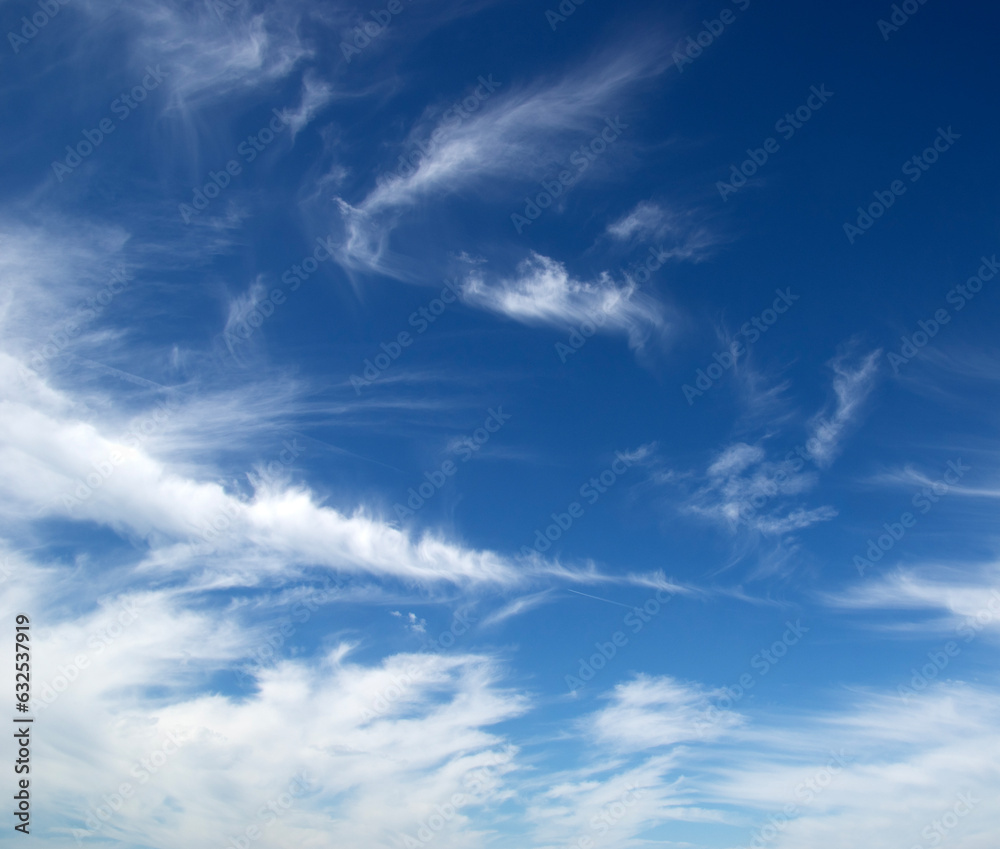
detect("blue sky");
top-left (2, 0), bottom-right (999, 846)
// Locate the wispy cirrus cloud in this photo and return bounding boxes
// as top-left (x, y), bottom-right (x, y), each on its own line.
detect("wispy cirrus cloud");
top-left (826, 563), bottom-right (1000, 634)
top-left (651, 350), bottom-right (884, 541)
top-left (2, 346), bottom-right (685, 593)
top-left (516, 668), bottom-right (1000, 848)
top-left (480, 589), bottom-right (557, 627)
top-left (607, 200), bottom-right (666, 241)
top-left (806, 348), bottom-right (881, 467)
top-left (605, 200), bottom-right (719, 261)
top-left (365, 46), bottom-right (667, 213)
top-left (326, 43), bottom-right (671, 280)
top-left (12, 562), bottom-right (526, 849)
top-left (686, 440), bottom-right (836, 535)
top-left (111, 0), bottom-right (312, 111)
top-left (284, 71), bottom-right (335, 139)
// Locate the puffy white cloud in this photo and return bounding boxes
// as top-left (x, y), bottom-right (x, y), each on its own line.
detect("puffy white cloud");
top-left (461, 253), bottom-right (670, 353)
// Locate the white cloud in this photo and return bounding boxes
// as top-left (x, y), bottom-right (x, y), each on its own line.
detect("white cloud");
top-left (9, 539), bottom-right (1000, 849)
top-left (0, 218), bottom-right (133, 366)
top-left (2, 348), bottom-right (687, 595)
top-left (364, 47), bottom-right (664, 213)
top-left (480, 590), bottom-right (556, 627)
top-left (391, 610), bottom-right (428, 633)
top-left (865, 460), bottom-right (999, 499)
top-left (701, 685), bottom-right (1000, 849)
top-left (0, 378), bottom-right (525, 585)
top-left (589, 674), bottom-right (743, 751)
top-left (604, 201), bottom-right (720, 267)
top-left (529, 672), bottom-right (1000, 849)
top-left (826, 564), bottom-right (1000, 636)
top-left (17, 570), bottom-right (526, 848)
top-left (707, 442), bottom-right (765, 478)
top-left (607, 200), bottom-right (666, 241)
top-left (223, 277), bottom-right (269, 342)
top-left (116, 1), bottom-right (311, 111)
top-left (658, 350), bottom-right (882, 540)
top-left (284, 71), bottom-right (335, 139)
top-left (806, 348), bottom-right (881, 467)
top-left (684, 440), bottom-right (834, 536)
top-left (461, 253), bottom-right (670, 353)
top-left (327, 45), bottom-right (669, 278)
top-left (747, 505), bottom-right (839, 535)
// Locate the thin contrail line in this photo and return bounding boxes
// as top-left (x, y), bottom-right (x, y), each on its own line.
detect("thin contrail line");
top-left (286, 430), bottom-right (404, 473)
top-left (566, 589), bottom-right (633, 609)
top-left (71, 356), bottom-right (179, 393)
